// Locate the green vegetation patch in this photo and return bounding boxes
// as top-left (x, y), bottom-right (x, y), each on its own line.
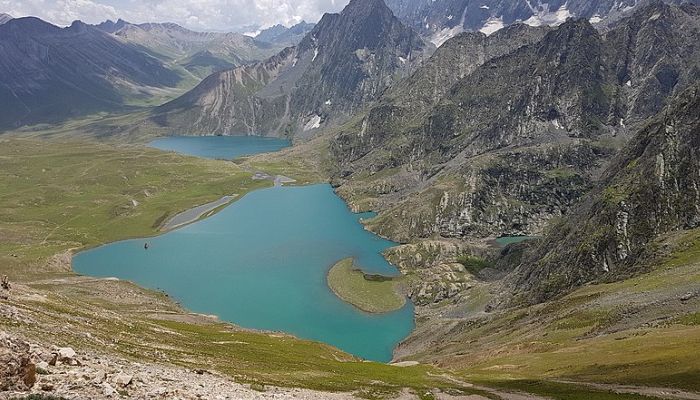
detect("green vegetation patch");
top-left (327, 258), bottom-right (406, 313)
top-left (0, 138), bottom-right (271, 280)
top-left (456, 254), bottom-right (492, 275)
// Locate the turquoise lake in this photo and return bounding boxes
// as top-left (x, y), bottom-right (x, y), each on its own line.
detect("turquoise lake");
top-left (149, 135), bottom-right (290, 159)
top-left (73, 136), bottom-right (414, 362)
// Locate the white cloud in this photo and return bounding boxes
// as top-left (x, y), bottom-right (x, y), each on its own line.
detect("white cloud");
top-left (0, 0), bottom-right (347, 31)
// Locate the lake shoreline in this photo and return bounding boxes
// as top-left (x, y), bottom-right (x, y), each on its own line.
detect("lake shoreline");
top-left (160, 194), bottom-right (239, 231)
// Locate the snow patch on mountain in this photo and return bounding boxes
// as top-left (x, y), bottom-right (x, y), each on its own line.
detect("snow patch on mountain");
top-left (303, 115), bottom-right (322, 131)
top-left (523, 2), bottom-right (573, 26)
top-left (479, 16), bottom-right (504, 35)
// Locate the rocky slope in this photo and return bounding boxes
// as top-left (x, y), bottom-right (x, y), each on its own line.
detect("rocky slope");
top-left (504, 83), bottom-right (700, 305)
top-left (152, 0), bottom-right (432, 136)
top-left (94, 20), bottom-right (281, 78)
top-left (0, 332), bottom-right (360, 399)
top-left (388, 86), bottom-right (700, 391)
top-left (329, 2), bottom-right (700, 242)
top-left (0, 17), bottom-right (182, 130)
top-left (386, 0), bottom-right (700, 46)
top-left (256, 21), bottom-right (315, 46)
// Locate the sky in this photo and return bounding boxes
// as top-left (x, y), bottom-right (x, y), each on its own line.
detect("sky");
top-left (0, 0), bottom-right (348, 32)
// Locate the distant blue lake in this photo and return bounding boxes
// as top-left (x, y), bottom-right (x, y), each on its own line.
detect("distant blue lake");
top-left (74, 136), bottom-right (414, 362)
top-left (149, 135), bottom-right (290, 159)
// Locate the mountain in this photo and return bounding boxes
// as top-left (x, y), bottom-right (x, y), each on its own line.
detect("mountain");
top-left (0, 17), bottom-right (182, 130)
top-left (0, 13), bottom-right (13, 24)
top-left (152, 0), bottom-right (432, 136)
top-left (256, 21), bottom-right (315, 46)
top-left (94, 20), bottom-right (281, 78)
top-left (386, 0), bottom-right (700, 46)
top-left (329, 2), bottom-right (700, 243)
top-left (503, 84), bottom-right (700, 304)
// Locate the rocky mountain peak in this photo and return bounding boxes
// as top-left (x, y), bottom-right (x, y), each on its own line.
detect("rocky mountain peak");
top-left (154, 0), bottom-right (429, 136)
top-left (0, 13), bottom-right (13, 25)
top-left (1, 17), bottom-right (57, 36)
top-left (301, 0), bottom-right (411, 52)
top-left (94, 18), bottom-right (131, 33)
top-left (343, 0), bottom-right (395, 17)
top-left (68, 20), bottom-right (91, 33)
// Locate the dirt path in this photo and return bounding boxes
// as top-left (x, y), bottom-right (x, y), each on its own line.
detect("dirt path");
top-left (556, 380), bottom-right (700, 400)
top-left (429, 373), bottom-right (551, 400)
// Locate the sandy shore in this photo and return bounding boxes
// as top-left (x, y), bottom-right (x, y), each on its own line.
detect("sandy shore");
top-left (160, 195), bottom-right (237, 231)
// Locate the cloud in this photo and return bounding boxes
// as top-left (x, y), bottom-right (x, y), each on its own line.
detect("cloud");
top-left (0, 0), bottom-right (348, 31)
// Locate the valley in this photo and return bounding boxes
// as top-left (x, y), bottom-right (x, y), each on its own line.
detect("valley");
top-left (1, 0), bottom-right (699, 398)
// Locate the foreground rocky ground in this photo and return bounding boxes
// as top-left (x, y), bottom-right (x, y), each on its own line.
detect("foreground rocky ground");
top-left (0, 330), bottom-right (546, 400)
top-left (0, 331), bottom-right (361, 400)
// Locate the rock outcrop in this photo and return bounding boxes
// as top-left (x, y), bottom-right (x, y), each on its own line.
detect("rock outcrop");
top-left (0, 333), bottom-right (36, 391)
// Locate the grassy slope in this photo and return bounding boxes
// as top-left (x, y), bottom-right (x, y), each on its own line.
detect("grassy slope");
top-left (327, 258), bottom-right (406, 313)
top-left (0, 137), bottom-right (483, 396)
top-left (0, 138), bottom-right (270, 280)
top-left (397, 228), bottom-right (700, 393)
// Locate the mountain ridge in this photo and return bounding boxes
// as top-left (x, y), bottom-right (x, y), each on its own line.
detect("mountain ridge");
top-left (151, 0), bottom-right (432, 136)
top-left (0, 16), bottom-right (182, 130)
top-left (256, 21), bottom-right (315, 46)
top-left (328, 2), bottom-right (700, 243)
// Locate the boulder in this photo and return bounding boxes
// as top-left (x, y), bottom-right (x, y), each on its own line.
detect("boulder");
top-left (57, 347), bottom-right (76, 361)
top-left (0, 334), bottom-right (36, 391)
top-left (112, 372), bottom-right (133, 387)
top-left (102, 382), bottom-right (117, 397)
top-left (93, 369), bottom-right (107, 383)
top-left (36, 361), bottom-right (49, 371)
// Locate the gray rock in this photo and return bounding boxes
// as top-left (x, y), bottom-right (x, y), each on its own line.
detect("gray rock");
top-left (57, 347), bottom-right (76, 361)
top-left (0, 335), bottom-right (36, 391)
top-left (103, 382), bottom-right (117, 397)
top-left (113, 372), bottom-right (133, 387)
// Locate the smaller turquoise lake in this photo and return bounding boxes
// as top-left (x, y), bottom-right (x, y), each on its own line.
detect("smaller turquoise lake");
top-left (73, 136), bottom-right (414, 362)
top-left (150, 135), bottom-right (290, 159)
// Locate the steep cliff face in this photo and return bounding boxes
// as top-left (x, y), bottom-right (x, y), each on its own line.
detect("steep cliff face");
top-left (153, 0), bottom-right (431, 136)
top-left (505, 84), bottom-right (700, 304)
top-left (603, 2), bottom-right (700, 123)
top-left (330, 3), bottom-right (700, 242)
top-left (0, 18), bottom-right (181, 130)
top-left (153, 47), bottom-right (299, 135)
